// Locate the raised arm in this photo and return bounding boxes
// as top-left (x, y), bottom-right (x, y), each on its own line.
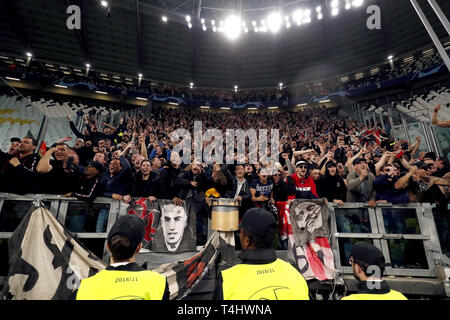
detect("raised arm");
top-left (36, 147), bottom-right (56, 174)
top-left (432, 104), bottom-right (450, 127)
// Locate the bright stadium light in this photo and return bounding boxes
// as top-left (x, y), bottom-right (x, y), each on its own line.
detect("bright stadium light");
top-left (345, 0), bottom-right (351, 10)
top-left (224, 15), bottom-right (241, 40)
top-left (162, 16), bottom-right (168, 22)
top-left (303, 9), bottom-right (311, 24)
top-left (352, 0), bottom-right (364, 7)
top-left (267, 12), bottom-right (282, 33)
top-left (293, 10), bottom-right (303, 26)
top-left (186, 15), bottom-right (191, 22)
top-left (188, 23), bottom-right (192, 29)
top-left (101, 1), bottom-right (108, 7)
top-left (388, 55), bottom-right (393, 60)
top-left (202, 24), bottom-right (207, 31)
top-left (85, 63), bottom-right (91, 68)
top-left (211, 20), bottom-right (215, 25)
top-left (252, 20), bottom-right (257, 26)
top-left (212, 26), bottom-right (217, 32)
top-left (201, 18), bottom-right (205, 24)
top-left (331, 0), bottom-right (340, 16)
top-left (26, 52), bottom-right (32, 58)
top-left (286, 22), bottom-right (291, 28)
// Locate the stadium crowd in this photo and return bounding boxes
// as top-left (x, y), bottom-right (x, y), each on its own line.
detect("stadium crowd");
top-left (0, 106), bottom-right (449, 250)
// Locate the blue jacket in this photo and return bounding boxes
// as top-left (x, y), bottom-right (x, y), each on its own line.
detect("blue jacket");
top-left (374, 174), bottom-right (409, 204)
top-left (99, 156), bottom-right (134, 197)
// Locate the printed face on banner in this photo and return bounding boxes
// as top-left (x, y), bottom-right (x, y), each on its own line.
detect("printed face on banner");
top-left (161, 204), bottom-right (188, 252)
top-left (291, 202), bottom-right (323, 234)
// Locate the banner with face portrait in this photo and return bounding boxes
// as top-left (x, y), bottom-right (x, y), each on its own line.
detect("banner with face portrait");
top-left (283, 199), bottom-right (337, 281)
top-left (127, 198), bottom-right (197, 253)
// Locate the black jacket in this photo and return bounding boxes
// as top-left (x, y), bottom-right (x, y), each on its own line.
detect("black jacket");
top-left (317, 173), bottom-right (347, 202)
top-left (156, 163), bottom-right (182, 199)
top-left (0, 153), bottom-right (40, 194)
top-left (72, 174), bottom-right (102, 203)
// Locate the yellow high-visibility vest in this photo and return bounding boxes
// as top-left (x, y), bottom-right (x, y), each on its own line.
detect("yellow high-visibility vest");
top-left (76, 269), bottom-right (167, 300)
top-left (342, 290), bottom-right (407, 300)
top-left (221, 259), bottom-right (309, 300)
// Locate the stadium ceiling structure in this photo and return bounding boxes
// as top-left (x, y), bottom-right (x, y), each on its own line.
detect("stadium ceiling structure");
top-left (0, 0), bottom-right (449, 89)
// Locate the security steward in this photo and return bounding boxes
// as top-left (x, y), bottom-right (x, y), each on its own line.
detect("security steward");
top-left (76, 214), bottom-right (170, 300)
top-left (342, 242), bottom-right (407, 300)
top-left (214, 208), bottom-right (309, 300)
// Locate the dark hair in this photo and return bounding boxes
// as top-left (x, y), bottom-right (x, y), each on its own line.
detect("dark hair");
top-left (24, 136), bottom-right (38, 146)
top-left (354, 259), bottom-right (385, 277)
top-left (241, 227), bottom-right (276, 249)
top-left (424, 152), bottom-right (436, 160)
top-left (108, 234), bottom-right (136, 261)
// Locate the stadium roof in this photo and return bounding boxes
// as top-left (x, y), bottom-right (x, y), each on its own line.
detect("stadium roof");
top-left (0, 0), bottom-right (449, 89)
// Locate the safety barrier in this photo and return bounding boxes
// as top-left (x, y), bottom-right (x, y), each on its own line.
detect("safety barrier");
top-left (1, 193), bottom-right (449, 297)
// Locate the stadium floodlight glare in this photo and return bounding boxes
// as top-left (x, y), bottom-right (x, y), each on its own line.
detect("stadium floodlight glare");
top-left (5, 77), bottom-right (21, 81)
top-left (331, 0), bottom-right (339, 7)
top-left (319, 99), bottom-right (331, 103)
top-left (318, 13), bottom-right (323, 20)
top-left (388, 55), bottom-right (394, 60)
top-left (331, 8), bottom-right (339, 16)
top-left (285, 15), bottom-right (290, 21)
top-left (345, 0), bottom-right (351, 10)
top-left (260, 26), bottom-right (268, 33)
top-left (293, 10), bottom-right (303, 26)
top-left (286, 22), bottom-right (291, 28)
top-left (202, 25), bottom-right (207, 31)
top-left (234, 85), bottom-right (238, 89)
top-left (297, 103), bottom-right (308, 106)
top-left (137, 97), bottom-right (147, 101)
top-left (352, 0), bottom-right (364, 7)
top-left (201, 18), bottom-right (205, 24)
top-left (316, 6), bottom-right (322, 12)
top-left (212, 26), bottom-right (217, 32)
top-left (85, 63), bottom-right (91, 68)
top-left (224, 15), bottom-right (241, 40)
top-left (200, 106), bottom-right (210, 109)
top-left (254, 27), bottom-right (259, 32)
top-left (252, 21), bottom-right (257, 26)
top-left (188, 23), bottom-right (192, 29)
top-left (162, 16), bottom-right (168, 22)
top-left (279, 82), bottom-right (283, 87)
top-left (244, 27), bottom-right (249, 33)
top-left (101, 1), bottom-right (108, 7)
top-left (54, 84), bottom-right (68, 88)
top-left (26, 52), bottom-right (32, 58)
top-left (95, 90), bottom-right (108, 95)
top-left (268, 106), bottom-right (279, 109)
top-left (267, 12), bottom-right (282, 33)
top-left (211, 20), bottom-right (215, 25)
top-left (186, 15), bottom-right (191, 22)
top-left (248, 107), bottom-right (258, 110)
top-left (168, 102), bottom-right (179, 106)
top-left (303, 9), bottom-right (311, 24)
top-left (221, 107), bottom-right (230, 110)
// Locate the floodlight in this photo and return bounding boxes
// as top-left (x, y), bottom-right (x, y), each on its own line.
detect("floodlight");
top-left (211, 20), bottom-right (216, 25)
top-left (303, 9), bottom-right (311, 24)
top-left (331, 0), bottom-right (339, 7)
top-left (101, 1), bottom-right (108, 8)
top-left (331, 8), bottom-right (339, 16)
top-left (162, 16), bottom-right (168, 22)
top-left (352, 0), bottom-right (364, 7)
top-left (186, 15), bottom-right (191, 22)
top-left (224, 15), bottom-right (241, 40)
top-left (188, 23), bottom-right (192, 29)
top-left (85, 63), bottom-right (91, 68)
top-left (267, 12), bottom-right (282, 33)
top-left (388, 55), bottom-right (394, 60)
top-left (345, 0), bottom-right (351, 10)
top-left (293, 10), bottom-right (303, 26)
top-left (201, 18), bottom-right (205, 24)
top-left (202, 25), bottom-right (207, 31)
top-left (26, 52), bottom-right (33, 58)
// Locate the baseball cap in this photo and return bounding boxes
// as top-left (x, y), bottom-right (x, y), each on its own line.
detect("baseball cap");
top-left (107, 215), bottom-right (145, 250)
top-left (350, 242), bottom-right (386, 269)
top-left (10, 137), bottom-right (21, 143)
top-left (240, 208), bottom-right (278, 239)
top-left (353, 157), bottom-right (367, 165)
top-left (326, 161), bottom-right (337, 168)
top-left (295, 160), bottom-right (308, 168)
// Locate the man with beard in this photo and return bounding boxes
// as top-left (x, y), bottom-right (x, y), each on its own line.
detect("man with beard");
top-left (317, 162), bottom-right (346, 205)
top-left (132, 159), bottom-right (157, 201)
top-left (36, 142), bottom-right (80, 194)
top-left (0, 137), bottom-right (21, 191)
top-left (342, 242), bottom-right (407, 300)
top-left (2, 136), bottom-right (41, 194)
top-left (157, 152), bottom-right (183, 205)
top-left (287, 161), bottom-right (318, 200)
top-left (347, 158), bottom-right (376, 207)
